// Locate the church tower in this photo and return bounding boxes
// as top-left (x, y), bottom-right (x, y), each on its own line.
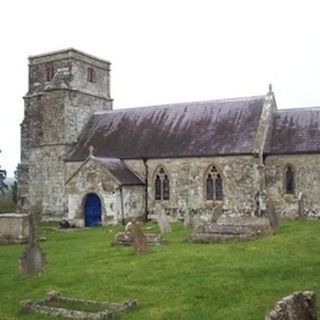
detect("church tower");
top-left (19, 48), bottom-right (112, 219)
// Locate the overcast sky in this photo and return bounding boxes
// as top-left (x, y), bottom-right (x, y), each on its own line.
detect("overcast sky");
top-left (1, 0), bottom-right (320, 177)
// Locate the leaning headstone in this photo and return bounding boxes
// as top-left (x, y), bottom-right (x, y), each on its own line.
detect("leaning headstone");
top-left (266, 199), bottom-right (278, 232)
top-left (157, 213), bottom-right (172, 234)
top-left (19, 205), bottom-right (46, 277)
top-left (265, 291), bottom-right (316, 320)
top-left (126, 222), bottom-right (147, 255)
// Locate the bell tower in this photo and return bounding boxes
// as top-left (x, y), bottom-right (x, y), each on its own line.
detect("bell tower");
top-left (19, 48), bottom-right (113, 219)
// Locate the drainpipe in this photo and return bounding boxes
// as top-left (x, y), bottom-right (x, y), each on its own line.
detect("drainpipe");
top-left (143, 158), bottom-right (148, 221)
top-left (120, 186), bottom-right (125, 225)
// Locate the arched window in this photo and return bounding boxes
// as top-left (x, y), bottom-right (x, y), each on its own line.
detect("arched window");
top-left (155, 175), bottom-right (161, 200)
top-left (206, 165), bottom-right (223, 201)
top-left (154, 167), bottom-right (170, 200)
top-left (285, 165), bottom-right (294, 194)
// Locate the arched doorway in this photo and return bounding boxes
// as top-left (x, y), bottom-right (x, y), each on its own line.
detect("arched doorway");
top-left (84, 193), bottom-right (102, 226)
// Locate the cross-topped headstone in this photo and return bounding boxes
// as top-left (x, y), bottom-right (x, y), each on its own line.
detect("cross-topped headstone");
top-left (19, 205), bottom-right (46, 277)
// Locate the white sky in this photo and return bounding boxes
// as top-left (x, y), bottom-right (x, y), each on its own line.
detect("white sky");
top-left (1, 0), bottom-right (320, 177)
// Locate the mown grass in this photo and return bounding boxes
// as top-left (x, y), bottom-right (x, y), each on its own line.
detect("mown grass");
top-left (0, 220), bottom-right (320, 319)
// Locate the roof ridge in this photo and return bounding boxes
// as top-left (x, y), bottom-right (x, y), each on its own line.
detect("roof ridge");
top-left (94, 94), bottom-right (266, 115)
top-left (276, 106), bottom-right (320, 113)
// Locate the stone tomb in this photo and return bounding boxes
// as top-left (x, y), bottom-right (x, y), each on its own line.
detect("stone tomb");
top-left (20, 291), bottom-right (137, 320)
top-left (0, 213), bottom-right (29, 244)
top-left (189, 215), bottom-right (274, 243)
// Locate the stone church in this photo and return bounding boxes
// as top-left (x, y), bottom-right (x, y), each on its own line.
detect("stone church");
top-left (17, 48), bottom-right (320, 226)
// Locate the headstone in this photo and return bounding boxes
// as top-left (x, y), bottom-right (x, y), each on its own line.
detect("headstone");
top-left (19, 205), bottom-right (46, 277)
top-left (298, 192), bottom-right (304, 219)
top-left (157, 213), bottom-right (172, 234)
top-left (183, 210), bottom-right (192, 228)
top-left (266, 291), bottom-right (316, 320)
top-left (190, 214), bottom-right (202, 228)
top-left (211, 203), bottom-right (223, 223)
top-left (266, 199), bottom-right (278, 232)
top-left (125, 222), bottom-right (147, 255)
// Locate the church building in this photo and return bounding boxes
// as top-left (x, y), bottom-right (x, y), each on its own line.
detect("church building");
top-left (18, 48), bottom-right (320, 226)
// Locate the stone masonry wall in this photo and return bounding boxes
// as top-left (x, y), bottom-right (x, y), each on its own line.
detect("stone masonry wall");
top-left (142, 156), bottom-right (261, 221)
top-left (265, 154), bottom-right (320, 218)
top-left (65, 160), bottom-right (145, 226)
top-left (19, 49), bottom-right (112, 218)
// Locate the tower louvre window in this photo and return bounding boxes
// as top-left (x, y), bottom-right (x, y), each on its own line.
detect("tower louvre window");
top-left (87, 67), bottom-right (95, 83)
top-left (46, 66), bottom-right (54, 81)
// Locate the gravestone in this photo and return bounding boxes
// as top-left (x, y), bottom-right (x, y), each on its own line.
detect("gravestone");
top-left (19, 206), bottom-right (46, 277)
top-left (157, 213), bottom-right (172, 234)
top-left (266, 199), bottom-right (278, 232)
top-left (298, 192), bottom-right (305, 219)
top-left (183, 210), bottom-right (192, 228)
top-left (125, 222), bottom-right (147, 255)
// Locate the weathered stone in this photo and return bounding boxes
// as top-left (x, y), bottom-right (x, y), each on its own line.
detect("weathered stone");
top-left (18, 49), bottom-right (112, 219)
top-left (190, 216), bottom-right (273, 243)
top-left (114, 232), bottom-right (165, 246)
top-left (183, 210), bottom-right (192, 228)
top-left (266, 291), bottom-right (316, 320)
top-left (20, 291), bottom-right (137, 320)
top-left (125, 222), bottom-right (147, 255)
top-left (156, 213), bottom-right (172, 234)
top-left (0, 213), bottom-right (29, 244)
top-left (266, 199), bottom-right (278, 232)
top-left (19, 207), bottom-right (46, 277)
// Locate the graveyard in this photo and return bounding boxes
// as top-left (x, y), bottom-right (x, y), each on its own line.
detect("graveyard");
top-left (0, 219), bottom-right (320, 319)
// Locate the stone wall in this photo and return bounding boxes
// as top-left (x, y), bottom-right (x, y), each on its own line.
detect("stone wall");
top-left (65, 160), bottom-right (145, 226)
top-left (19, 49), bottom-right (112, 218)
top-left (142, 156), bottom-right (261, 221)
top-left (0, 213), bottom-right (29, 244)
top-left (265, 154), bottom-right (320, 218)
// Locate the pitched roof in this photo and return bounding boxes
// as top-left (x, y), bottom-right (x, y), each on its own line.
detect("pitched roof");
top-left (265, 107), bottom-right (320, 154)
top-left (94, 157), bottom-right (144, 185)
top-left (67, 96), bottom-right (266, 161)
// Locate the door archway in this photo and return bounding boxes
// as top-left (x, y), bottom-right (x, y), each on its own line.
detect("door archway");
top-left (84, 193), bottom-right (102, 226)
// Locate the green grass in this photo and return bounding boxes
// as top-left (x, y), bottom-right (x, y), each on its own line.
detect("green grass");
top-left (1, 220), bottom-right (320, 319)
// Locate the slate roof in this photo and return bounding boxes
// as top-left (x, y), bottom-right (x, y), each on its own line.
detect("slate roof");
top-left (265, 107), bottom-right (320, 154)
top-left (94, 157), bottom-right (144, 185)
top-left (67, 96), bottom-right (266, 161)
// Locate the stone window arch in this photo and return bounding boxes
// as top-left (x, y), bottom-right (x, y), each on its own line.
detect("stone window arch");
top-left (154, 167), bottom-right (170, 201)
top-left (285, 165), bottom-right (294, 194)
top-left (205, 165), bottom-right (223, 201)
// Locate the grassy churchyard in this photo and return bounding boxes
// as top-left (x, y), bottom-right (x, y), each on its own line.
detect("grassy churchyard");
top-left (0, 220), bottom-right (320, 319)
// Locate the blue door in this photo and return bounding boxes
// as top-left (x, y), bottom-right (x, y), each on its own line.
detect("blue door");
top-left (84, 194), bottom-right (102, 226)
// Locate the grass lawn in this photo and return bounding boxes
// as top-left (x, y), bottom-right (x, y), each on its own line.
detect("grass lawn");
top-left (0, 220), bottom-right (320, 319)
